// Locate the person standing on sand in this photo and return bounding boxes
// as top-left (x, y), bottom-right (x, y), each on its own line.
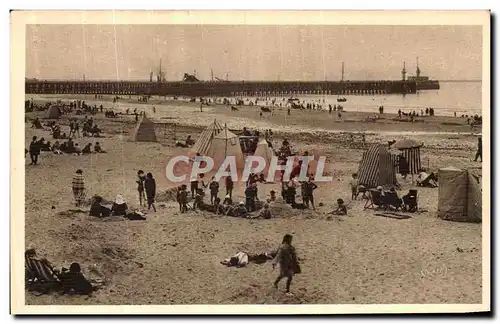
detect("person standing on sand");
top-left (225, 175), bottom-right (234, 199)
top-left (474, 136), bottom-right (482, 162)
top-left (136, 170), bottom-right (147, 207)
top-left (272, 234), bottom-right (301, 296)
top-left (209, 176), bottom-right (219, 204)
top-left (72, 169), bottom-right (86, 207)
top-left (29, 136), bottom-right (40, 165)
top-left (145, 172), bottom-right (157, 212)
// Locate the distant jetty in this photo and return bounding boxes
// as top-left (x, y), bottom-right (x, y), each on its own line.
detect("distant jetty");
top-left (26, 77), bottom-right (417, 97)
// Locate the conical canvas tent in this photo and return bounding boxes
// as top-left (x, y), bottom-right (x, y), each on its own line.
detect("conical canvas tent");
top-left (254, 139), bottom-right (274, 163)
top-left (130, 114), bottom-right (157, 142)
top-left (438, 167), bottom-right (482, 223)
top-left (206, 126), bottom-right (245, 169)
top-left (192, 120), bottom-right (224, 155)
top-left (358, 144), bottom-right (398, 188)
top-left (44, 105), bottom-right (61, 119)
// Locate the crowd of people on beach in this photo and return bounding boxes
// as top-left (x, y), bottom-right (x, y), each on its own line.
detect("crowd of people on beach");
top-left (24, 92), bottom-right (484, 298)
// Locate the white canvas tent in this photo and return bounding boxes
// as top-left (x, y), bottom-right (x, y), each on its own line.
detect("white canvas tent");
top-left (206, 125), bottom-right (245, 169)
top-left (254, 139), bottom-right (274, 164)
top-left (438, 167), bottom-right (482, 223)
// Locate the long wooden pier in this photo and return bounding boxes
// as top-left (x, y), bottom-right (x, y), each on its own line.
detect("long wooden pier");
top-left (25, 79), bottom-right (417, 96)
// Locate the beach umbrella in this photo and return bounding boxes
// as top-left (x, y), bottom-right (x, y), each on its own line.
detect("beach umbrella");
top-left (392, 139), bottom-right (423, 149)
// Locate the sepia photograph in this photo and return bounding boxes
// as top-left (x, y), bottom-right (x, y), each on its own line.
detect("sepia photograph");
top-left (10, 10), bottom-right (490, 315)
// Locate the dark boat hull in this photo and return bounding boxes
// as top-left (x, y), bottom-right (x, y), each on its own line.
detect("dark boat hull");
top-left (416, 80), bottom-right (440, 90)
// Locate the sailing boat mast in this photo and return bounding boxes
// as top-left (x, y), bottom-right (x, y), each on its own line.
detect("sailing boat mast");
top-left (341, 62), bottom-right (344, 82)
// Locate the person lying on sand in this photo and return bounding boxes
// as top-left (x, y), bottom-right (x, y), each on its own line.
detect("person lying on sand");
top-left (416, 169), bottom-right (438, 188)
top-left (328, 199), bottom-right (348, 216)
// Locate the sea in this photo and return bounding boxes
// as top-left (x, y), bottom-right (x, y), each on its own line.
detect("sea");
top-left (241, 81), bottom-right (483, 117)
top-left (29, 81), bottom-right (483, 118)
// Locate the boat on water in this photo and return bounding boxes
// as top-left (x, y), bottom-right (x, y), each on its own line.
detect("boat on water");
top-left (337, 97), bottom-right (347, 102)
top-left (407, 57), bottom-right (440, 90)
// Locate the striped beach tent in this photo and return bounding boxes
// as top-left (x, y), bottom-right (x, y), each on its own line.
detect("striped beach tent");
top-left (358, 144), bottom-right (398, 189)
top-left (192, 119), bottom-right (224, 155)
top-left (392, 139), bottom-right (423, 175)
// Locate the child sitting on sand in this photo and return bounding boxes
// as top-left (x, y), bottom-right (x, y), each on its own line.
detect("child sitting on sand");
top-left (94, 142), bottom-right (106, 153)
top-left (328, 198), bottom-right (348, 216)
top-left (81, 143), bottom-right (92, 154)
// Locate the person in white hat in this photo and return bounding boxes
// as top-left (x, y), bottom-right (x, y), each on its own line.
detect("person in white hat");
top-left (111, 194), bottom-right (128, 216)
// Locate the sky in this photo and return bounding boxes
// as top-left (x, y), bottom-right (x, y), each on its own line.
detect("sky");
top-left (25, 25), bottom-right (483, 81)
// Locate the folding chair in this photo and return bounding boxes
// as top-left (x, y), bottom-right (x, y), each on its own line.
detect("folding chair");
top-left (364, 189), bottom-right (384, 210)
top-left (383, 191), bottom-right (403, 211)
top-left (25, 255), bottom-right (61, 294)
top-left (402, 189), bottom-right (418, 212)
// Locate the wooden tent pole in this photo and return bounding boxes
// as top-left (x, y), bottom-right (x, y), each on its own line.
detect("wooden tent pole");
top-left (224, 123), bottom-right (228, 158)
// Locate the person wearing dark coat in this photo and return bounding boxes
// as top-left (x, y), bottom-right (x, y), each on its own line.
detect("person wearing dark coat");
top-left (474, 136), bottom-right (482, 162)
top-left (29, 136), bottom-right (40, 165)
top-left (272, 234), bottom-right (301, 295)
top-left (144, 172), bottom-right (157, 212)
top-left (398, 154), bottom-right (410, 180)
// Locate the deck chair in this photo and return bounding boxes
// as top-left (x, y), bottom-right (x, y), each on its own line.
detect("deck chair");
top-left (383, 191), bottom-right (403, 211)
top-left (402, 189), bottom-right (418, 212)
top-left (364, 189), bottom-right (385, 210)
top-left (25, 255), bottom-right (61, 293)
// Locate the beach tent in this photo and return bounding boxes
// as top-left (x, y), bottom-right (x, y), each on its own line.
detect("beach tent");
top-left (392, 139), bottom-right (423, 176)
top-left (130, 114), bottom-right (157, 142)
top-left (192, 119), bottom-right (224, 155)
top-left (358, 144), bottom-right (398, 189)
top-left (438, 167), bottom-right (482, 223)
top-left (254, 139), bottom-right (274, 163)
top-left (206, 125), bottom-right (245, 169)
top-left (44, 105), bottom-right (61, 119)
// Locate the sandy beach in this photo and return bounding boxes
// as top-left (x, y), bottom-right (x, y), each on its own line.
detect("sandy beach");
top-left (24, 95), bottom-right (482, 305)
